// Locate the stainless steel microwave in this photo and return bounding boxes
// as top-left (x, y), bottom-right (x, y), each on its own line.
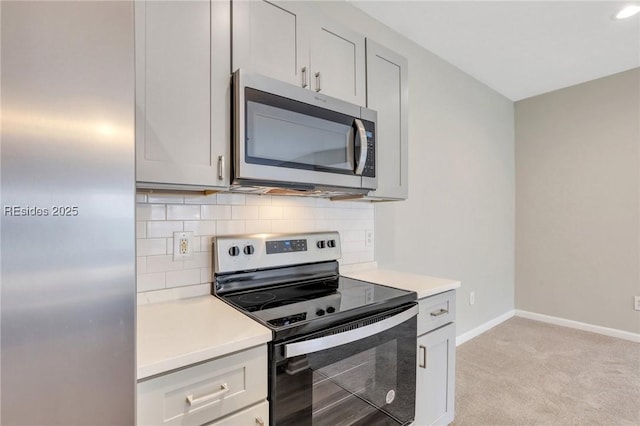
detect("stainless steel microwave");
top-left (232, 69), bottom-right (377, 195)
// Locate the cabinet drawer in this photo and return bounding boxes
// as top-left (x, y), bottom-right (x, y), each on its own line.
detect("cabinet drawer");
top-left (206, 401), bottom-right (268, 426)
top-left (418, 291), bottom-right (455, 335)
top-left (138, 345), bottom-right (267, 426)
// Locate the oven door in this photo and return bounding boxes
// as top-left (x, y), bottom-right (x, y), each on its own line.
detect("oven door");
top-left (271, 303), bottom-right (418, 426)
top-left (233, 70), bottom-right (376, 191)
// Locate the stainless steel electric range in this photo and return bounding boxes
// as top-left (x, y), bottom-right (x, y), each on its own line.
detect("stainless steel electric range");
top-left (212, 231), bottom-right (417, 426)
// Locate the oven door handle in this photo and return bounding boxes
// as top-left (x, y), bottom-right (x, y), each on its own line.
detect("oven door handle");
top-left (284, 304), bottom-right (418, 358)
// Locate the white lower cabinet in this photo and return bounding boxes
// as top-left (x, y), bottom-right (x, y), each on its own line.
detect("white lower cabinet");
top-left (206, 400), bottom-right (268, 426)
top-left (415, 291), bottom-right (456, 426)
top-left (137, 345), bottom-right (268, 426)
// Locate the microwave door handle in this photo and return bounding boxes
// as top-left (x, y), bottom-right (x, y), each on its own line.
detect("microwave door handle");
top-left (353, 118), bottom-right (368, 176)
top-left (284, 304), bottom-right (418, 358)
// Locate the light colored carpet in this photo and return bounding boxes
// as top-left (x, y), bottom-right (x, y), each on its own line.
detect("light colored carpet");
top-left (452, 317), bottom-right (640, 425)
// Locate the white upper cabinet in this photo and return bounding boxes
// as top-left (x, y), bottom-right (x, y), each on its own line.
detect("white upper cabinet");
top-left (365, 39), bottom-right (409, 200)
top-left (232, 0), bottom-right (366, 105)
top-left (135, 0), bottom-right (230, 189)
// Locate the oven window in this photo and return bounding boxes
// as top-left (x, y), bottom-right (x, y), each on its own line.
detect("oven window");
top-left (273, 313), bottom-right (416, 426)
top-left (245, 88), bottom-right (356, 174)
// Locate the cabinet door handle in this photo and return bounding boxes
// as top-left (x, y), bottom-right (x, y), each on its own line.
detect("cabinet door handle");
top-left (315, 72), bottom-right (321, 92)
top-left (255, 417), bottom-right (265, 426)
top-left (419, 345), bottom-right (427, 369)
top-left (301, 67), bottom-right (308, 88)
top-left (185, 383), bottom-right (229, 406)
top-left (217, 155), bottom-right (225, 181)
top-left (430, 308), bottom-right (448, 317)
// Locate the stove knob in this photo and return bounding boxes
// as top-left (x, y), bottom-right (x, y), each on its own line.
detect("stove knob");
top-left (316, 309), bottom-right (325, 316)
top-left (326, 306), bottom-right (335, 314)
top-left (243, 245), bottom-right (255, 255)
top-left (327, 239), bottom-right (336, 248)
top-left (316, 240), bottom-right (326, 249)
top-left (228, 246), bottom-right (240, 256)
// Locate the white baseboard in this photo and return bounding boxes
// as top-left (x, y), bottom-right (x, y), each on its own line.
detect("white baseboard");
top-left (515, 310), bottom-right (640, 343)
top-left (456, 310), bottom-right (515, 346)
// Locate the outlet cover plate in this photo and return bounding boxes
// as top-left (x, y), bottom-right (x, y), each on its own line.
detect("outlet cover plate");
top-left (173, 231), bottom-right (194, 261)
top-left (635, 296), bottom-right (640, 311)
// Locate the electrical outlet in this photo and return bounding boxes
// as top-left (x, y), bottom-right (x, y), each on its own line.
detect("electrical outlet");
top-left (365, 230), bottom-right (374, 247)
top-left (469, 291), bottom-right (475, 306)
top-left (173, 231), bottom-right (194, 261)
top-left (635, 296), bottom-right (640, 311)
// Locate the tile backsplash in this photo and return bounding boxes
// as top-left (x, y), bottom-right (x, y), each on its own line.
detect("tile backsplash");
top-left (136, 191), bottom-right (374, 304)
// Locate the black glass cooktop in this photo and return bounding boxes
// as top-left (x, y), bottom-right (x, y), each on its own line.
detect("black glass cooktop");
top-left (217, 275), bottom-right (416, 339)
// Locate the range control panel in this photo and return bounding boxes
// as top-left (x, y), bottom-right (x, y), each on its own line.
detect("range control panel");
top-left (214, 231), bottom-right (342, 274)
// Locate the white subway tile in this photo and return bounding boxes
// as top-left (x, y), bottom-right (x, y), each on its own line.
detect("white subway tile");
top-left (216, 193), bottom-right (246, 205)
top-left (271, 219), bottom-right (315, 233)
top-left (351, 201), bottom-right (374, 209)
top-left (217, 220), bottom-right (245, 235)
top-left (136, 193), bottom-right (148, 203)
top-left (200, 268), bottom-right (212, 283)
top-left (184, 220), bottom-right (216, 236)
top-left (147, 221), bottom-right (183, 238)
top-left (167, 204), bottom-right (200, 220)
top-left (137, 238), bottom-right (167, 256)
top-left (201, 236), bottom-right (214, 252)
top-left (245, 195), bottom-right (272, 205)
top-left (282, 206), bottom-right (316, 220)
top-left (272, 196), bottom-right (316, 207)
top-left (259, 206), bottom-right (284, 220)
top-left (146, 255), bottom-right (184, 272)
top-left (136, 204), bottom-right (166, 221)
top-left (245, 220), bottom-right (272, 233)
top-left (315, 198), bottom-right (333, 208)
top-left (166, 238), bottom-right (173, 255)
top-left (340, 252), bottom-right (360, 265)
top-left (137, 272), bottom-right (166, 292)
top-left (232, 205), bottom-right (260, 220)
top-left (137, 257), bottom-right (147, 274)
top-left (166, 268), bottom-right (202, 288)
top-left (360, 250), bottom-right (374, 262)
top-left (184, 193), bottom-right (218, 204)
top-left (136, 221), bottom-right (147, 238)
top-left (201, 205), bottom-right (231, 220)
top-left (341, 240), bottom-right (366, 253)
top-left (147, 193), bottom-right (184, 204)
top-left (184, 251), bottom-right (211, 269)
top-left (342, 230), bottom-right (365, 242)
top-left (324, 208), bottom-right (354, 220)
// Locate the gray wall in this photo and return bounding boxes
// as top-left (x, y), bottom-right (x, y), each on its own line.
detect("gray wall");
top-left (319, 1), bottom-right (516, 336)
top-left (515, 69), bottom-right (640, 334)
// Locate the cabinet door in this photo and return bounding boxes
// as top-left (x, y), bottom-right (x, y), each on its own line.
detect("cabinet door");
top-left (136, 0), bottom-right (230, 188)
top-left (365, 39), bottom-right (408, 200)
top-left (232, 0), bottom-right (308, 88)
top-left (416, 323), bottom-right (456, 426)
top-left (206, 401), bottom-right (268, 426)
top-left (309, 15), bottom-right (366, 105)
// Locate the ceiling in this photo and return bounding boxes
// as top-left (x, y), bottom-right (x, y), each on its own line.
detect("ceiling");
top-left (349, 1), bottom-right (640, 101)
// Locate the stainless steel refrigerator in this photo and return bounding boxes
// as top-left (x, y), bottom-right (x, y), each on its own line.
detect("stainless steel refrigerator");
top-left (1, 1), bottom-right (136, 424)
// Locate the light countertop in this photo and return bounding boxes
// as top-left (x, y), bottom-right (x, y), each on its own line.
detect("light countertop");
top-left (137, 266), bottom-right (459, 380)
top-left (342, 267), bottom-right (461, 299)
top-left (137, 296), bottom-right (271, 380)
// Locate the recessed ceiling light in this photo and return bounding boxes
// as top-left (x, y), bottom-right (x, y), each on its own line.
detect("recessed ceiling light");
top-left (615, 5), bottom-right (640, 19)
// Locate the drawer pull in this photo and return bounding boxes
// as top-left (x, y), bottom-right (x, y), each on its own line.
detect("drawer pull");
top-left (255, 417), bottom-right (265, 426)
top-left (185, 383), bottom-right (229, 406)
top-left (430, 308), bottom-right (448, 317)
top-left (419, 345), bottom-right (427, 369)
